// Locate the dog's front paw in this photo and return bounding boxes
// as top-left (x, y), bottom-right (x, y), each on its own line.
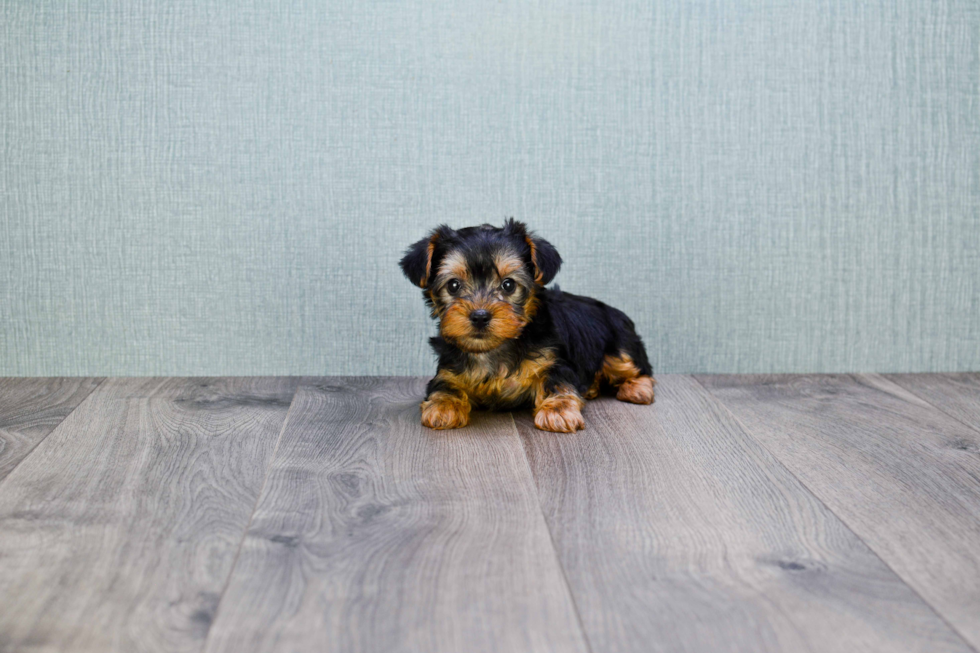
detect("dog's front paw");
top-left (420, 393), bottom-right (471, 430)
top-left (534, 391), bottom-right (585, 433)
top-left (534, 405), bottom-right (584, 432)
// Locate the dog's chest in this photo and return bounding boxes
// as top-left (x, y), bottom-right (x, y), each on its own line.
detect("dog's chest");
top-left (457, 352), bottom-right (553, 408)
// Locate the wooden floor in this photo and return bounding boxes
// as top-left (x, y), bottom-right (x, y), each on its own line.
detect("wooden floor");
top-left (1, 375), bottom-right (978, 653)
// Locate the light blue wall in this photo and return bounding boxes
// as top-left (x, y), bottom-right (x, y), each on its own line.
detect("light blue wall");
top-left (2, 1), bottom-right (978, 376)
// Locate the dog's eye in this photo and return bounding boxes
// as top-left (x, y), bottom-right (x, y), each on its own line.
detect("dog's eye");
top-left (501, 278), bottom-right (516, 294)
top-left (446, 279), bottom-right (461, 295)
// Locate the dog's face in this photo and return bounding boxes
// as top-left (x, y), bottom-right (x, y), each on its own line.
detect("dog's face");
top-left (400, 220), bottom-right (561, 353)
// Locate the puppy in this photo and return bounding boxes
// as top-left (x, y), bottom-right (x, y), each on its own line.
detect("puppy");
top-left (400, 220), bottom-right (655, 432)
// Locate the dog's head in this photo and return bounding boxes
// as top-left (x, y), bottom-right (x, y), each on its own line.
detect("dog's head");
top-left (400, 219), bottom-right (561, 353)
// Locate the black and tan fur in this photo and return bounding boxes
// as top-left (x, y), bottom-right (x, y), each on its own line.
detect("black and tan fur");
top-left (400, 220), bottom-right (654, 433)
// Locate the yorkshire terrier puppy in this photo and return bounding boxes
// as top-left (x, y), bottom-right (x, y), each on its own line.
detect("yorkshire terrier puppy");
top-left (400, 220), bottom-right (655, 433)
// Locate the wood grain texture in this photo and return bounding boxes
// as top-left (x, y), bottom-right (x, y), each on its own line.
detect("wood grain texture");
top-left (885, 373), bottom-right (980, 434)
top-left (0, 377), bottom-right (298, 653)
top-left (697, 373), bottom-right (980, 650)
top-left (0, 377), bottom-right (103, 482)
top-left (517, 375), bottom-right (973, 653)
top-left (204, 377), bottom-right (588, 653)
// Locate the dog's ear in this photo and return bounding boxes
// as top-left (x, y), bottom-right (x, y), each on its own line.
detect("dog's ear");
top-left (399, 225), bottom-right (455, 288)
top-left (504, 218), bottom-right (562, 286)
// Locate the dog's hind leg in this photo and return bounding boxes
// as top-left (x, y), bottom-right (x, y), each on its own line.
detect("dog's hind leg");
top-left (601, 352), bottom-right (656, 405)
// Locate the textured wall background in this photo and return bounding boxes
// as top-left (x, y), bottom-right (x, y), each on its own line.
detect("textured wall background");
top-left (1, 1), bottom-right (978, 376)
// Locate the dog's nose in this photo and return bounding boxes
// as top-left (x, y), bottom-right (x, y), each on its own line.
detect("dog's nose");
top-left (469, 309), bottom-right (492, 329)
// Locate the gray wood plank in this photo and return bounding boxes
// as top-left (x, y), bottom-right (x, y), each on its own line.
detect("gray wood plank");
top-left (0, 377), bottom-right (298, 653)
top-left (697, 373), bottom-right (980, 651)
top-left (886, 373), bottom-right (980, 434)
top-left (0, 377), bottom-right (103, 482)
top-left (204, 377), bottom-right (589, 653)
top-left (517, 375), bottom-right (973, 653)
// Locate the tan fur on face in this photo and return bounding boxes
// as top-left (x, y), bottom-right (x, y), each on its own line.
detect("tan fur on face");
top-left (420, 391), bottom-right (471, 430)
top-left (601, 352), bottom-right (656, 404)
top-left (440, 299), bottom-right (529, 353)
top-left (437, 250), bottom-right (470, 284)
top-left (492, 251), bottom-right (537, 320)
top-left (493, 251), bottom-right (526, 279)
top-left (438, 350), bottom-right (555, 407)
top-left (523, 288), bottom-right (539, 320)
top-left (534, 385), bottom-right (585, 432)
top-left (432, 246), bottom-right (536, 349)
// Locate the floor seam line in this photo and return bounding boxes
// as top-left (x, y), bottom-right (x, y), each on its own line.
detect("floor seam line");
top-left (0, 377), bottom-right (107, 494)
top-left (692, 374), bottom-right (980, 653)
top-left (876, 373), bottom-right (980, 438)
top-left (199, 381), bottom-right (302, 653)
top-left (508, 411), bottom-right (596, 653)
